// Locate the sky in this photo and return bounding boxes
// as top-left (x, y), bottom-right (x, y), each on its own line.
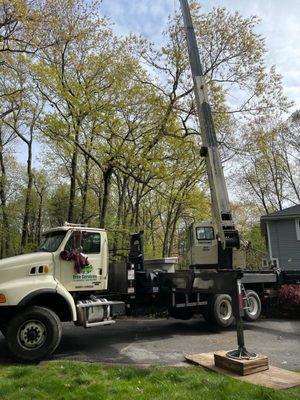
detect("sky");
top-left (100, 0), bottom-right (300, 110)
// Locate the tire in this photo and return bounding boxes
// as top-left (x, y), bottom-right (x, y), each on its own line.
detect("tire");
top-left (6, 306), bottom-right (62, 362)
top-left (244, 290), bottom-right (261, 322)
top-left (169, 308), bottom-right (194, 320)
top-left (202, 294), bottom-right (234, 328)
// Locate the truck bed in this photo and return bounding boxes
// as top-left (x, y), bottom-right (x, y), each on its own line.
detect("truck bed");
top-left (242, 269), bottom-right (300, 285)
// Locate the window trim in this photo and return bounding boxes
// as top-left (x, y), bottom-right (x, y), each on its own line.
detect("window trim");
top-left (296, 219), bottom-right (300, 241)
top-left (195, 226), bottom-right (214, 241)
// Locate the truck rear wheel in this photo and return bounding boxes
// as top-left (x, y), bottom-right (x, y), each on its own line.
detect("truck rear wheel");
top-left (202, 294), bottom-right (234, 328)
top-left (244, 290), bottom-right (261, 322)
top-left (6, 306), bottom-right (62, 362)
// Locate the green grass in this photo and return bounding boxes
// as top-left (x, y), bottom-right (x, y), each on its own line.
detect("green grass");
top-left (0, 361), bottom-right (299, 400)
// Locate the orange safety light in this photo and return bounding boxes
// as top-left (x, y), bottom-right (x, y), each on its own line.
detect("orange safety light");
top-left (0, 294), bottom-right (6, 303)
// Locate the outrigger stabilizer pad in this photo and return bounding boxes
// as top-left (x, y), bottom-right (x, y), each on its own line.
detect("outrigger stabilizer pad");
top-left (226, 346), bottom-right (257, 360)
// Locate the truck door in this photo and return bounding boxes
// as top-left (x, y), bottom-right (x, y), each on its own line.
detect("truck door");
top-left (59, 230), bottom-right (106, 292)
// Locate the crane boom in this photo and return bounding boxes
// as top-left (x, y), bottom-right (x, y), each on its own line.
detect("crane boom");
top-left (180, 0), bottom-right (239, 250)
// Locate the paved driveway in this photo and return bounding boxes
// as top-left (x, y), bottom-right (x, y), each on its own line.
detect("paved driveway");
top-left (0, 317), bottom-right (299, 369)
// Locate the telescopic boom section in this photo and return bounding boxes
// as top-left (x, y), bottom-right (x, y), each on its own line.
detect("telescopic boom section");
top-left (180, 0), bottom-right (239, 250)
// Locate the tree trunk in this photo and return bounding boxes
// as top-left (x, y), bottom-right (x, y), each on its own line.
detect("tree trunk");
top-left (37, 193), bottom-right (43, 245)
top-left (99, 166), bottom-right (113, 228)
top-left (150, 216), bottom-right (156, 256)
top-left (21, 136), bottom-right (33, 250)
top-left (282, 146), bottom-right (300, 202)
top-left (168, 206), bottom-right (181, 257)
top-left (97, 183), bottom-right (102, 225)
top-left (0, 132), bottom-right (10, 257)
top-left (134, 186), bottom-right (140, 228)
top-left (81, 153), bottom-right (90, 224)
top-left (68, 140), bottom-right (78, 223)
top-left (113, 175), bottom-right (128, 254)
top-left (162, 210), bottom-right (172, 258)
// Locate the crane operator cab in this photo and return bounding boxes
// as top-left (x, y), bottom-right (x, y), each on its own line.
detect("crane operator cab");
top-left (185, 222), bottom-right (246, 270)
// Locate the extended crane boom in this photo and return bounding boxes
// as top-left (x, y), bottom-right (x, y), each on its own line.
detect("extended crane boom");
top-left (180, 0), bottom-right (240, 251)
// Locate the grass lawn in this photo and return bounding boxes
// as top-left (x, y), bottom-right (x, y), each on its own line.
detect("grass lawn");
top-left (0, 361), bottom-right (299, 400)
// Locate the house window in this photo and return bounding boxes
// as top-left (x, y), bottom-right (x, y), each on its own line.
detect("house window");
top-left (296, 219), bottom-right (300, 241)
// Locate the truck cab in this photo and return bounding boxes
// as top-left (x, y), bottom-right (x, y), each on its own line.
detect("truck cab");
top-left (0, 224), bottom-right (109, 306)
top-left (185, 222), bottom-right (246, 270)
top-left (0, 223), bottom-right (125, 362)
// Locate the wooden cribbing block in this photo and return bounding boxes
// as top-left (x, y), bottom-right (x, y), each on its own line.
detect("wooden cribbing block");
top-left (185, 352), bottom-right (300, 389)
top-left (214, 351), bottom-right (269, 376)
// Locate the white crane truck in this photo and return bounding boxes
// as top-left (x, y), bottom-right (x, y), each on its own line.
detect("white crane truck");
top-left (0, 224), bottom-right (244, 361)
top-left (0, 0), bottom-right (299, 362)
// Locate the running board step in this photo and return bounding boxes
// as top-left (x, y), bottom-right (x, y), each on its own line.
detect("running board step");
top-left (84, 320), bottom-right (116, 328)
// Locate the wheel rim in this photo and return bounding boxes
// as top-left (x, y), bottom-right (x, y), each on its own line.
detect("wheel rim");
top-left (219, 299), bottom-right (232, 321)
top-left (248, 297), bottom-right (258, 316)
top-left (17, 320), bottom-right (47, 350)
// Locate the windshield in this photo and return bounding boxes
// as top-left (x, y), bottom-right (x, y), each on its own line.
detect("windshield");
top-left (196, 226), bottom-right (214, 241)
top-left (38, 231), bottom-right (67, 252)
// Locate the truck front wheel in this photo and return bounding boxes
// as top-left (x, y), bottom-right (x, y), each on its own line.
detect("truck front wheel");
top-left (6, 306), bottom-right (62, 362)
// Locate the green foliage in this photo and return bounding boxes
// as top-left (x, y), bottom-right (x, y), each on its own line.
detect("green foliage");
top-left (234, 113), bottom-right (300, 214)
top-left (47, 184), bottom-right (74, 226)
top-left (244, 225), bottom-right (267, 269)
top-left (0, 1), bottom-right (296, 259)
